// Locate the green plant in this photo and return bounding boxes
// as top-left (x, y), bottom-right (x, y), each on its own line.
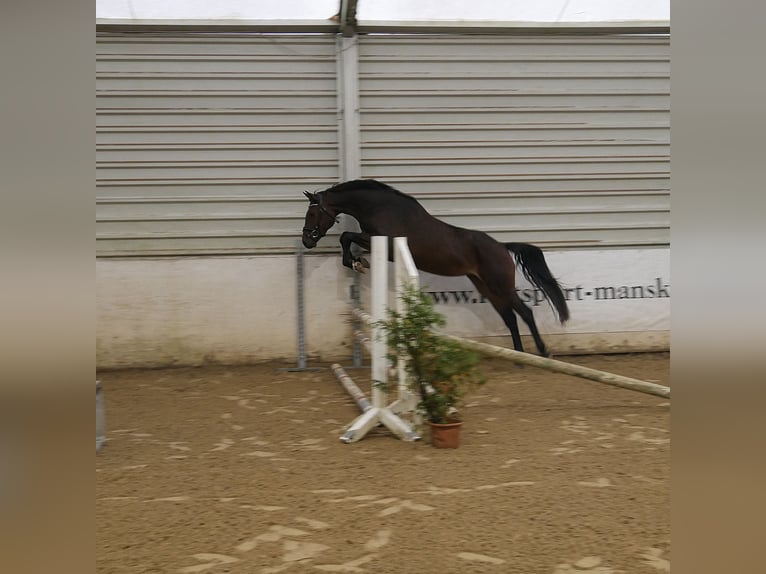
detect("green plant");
top-left (377, 284), bottom-right (485, 424)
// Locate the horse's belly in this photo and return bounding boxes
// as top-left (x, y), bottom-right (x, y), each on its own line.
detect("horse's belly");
top-left (412, 251), bottom-right (473, 277)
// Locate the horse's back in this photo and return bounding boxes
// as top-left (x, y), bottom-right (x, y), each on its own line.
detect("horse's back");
top-left (353, 189), bottom-right (510, 276)
top-left (406, 221), bottom-right (510, 277)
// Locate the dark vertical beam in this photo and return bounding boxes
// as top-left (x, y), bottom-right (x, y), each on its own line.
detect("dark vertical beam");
top-left (339, 0), bottom-right (359, 37)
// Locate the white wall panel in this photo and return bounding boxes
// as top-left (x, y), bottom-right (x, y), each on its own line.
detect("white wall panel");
top-left (97, 33), bottom-right (339, 256)
top-left (357, 35), bottom-right (670, 249)
top-left (98, 32), bottom-right (669, 256)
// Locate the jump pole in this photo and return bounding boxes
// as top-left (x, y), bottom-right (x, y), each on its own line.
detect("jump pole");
top-left (333, 236), bottom-right (420, 443)
top-left (331, 363), bottom-right (372, 413)
top-left (331, 329), bottom-right (398, 421)
top-left (444, 335), bottom-right (670, 399)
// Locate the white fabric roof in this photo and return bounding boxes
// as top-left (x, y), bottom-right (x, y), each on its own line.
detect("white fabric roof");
top-left (96, 0), bottom-right (669, 23)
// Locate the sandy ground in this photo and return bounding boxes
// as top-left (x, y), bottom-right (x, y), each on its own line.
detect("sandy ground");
top-left (96, 353), bottom-right (670, 574)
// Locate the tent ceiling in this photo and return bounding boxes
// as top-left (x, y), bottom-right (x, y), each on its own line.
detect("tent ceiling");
top-left (97, 1), bottom-right (669, 34)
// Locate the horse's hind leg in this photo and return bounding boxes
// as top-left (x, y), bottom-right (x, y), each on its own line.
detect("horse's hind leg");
top-left (467, 275), bottom-right (525, 353)
top-left (470, 253), bottom-right (551, 357)
top-left (500, 307), bottom-right (524, 353)
top-left (510, 292), bottom-right (551, 357)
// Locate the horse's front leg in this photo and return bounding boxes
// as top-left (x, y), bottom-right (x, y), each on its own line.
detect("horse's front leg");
top-left (339, 232), bottom-right (371, 273)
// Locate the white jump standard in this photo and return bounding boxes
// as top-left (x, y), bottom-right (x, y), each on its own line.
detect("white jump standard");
top-left (333, 236), bottom-right (421, 443)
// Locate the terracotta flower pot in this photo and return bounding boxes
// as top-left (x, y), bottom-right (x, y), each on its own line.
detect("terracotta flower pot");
top-left (427, 421), bottom-right (463, 448)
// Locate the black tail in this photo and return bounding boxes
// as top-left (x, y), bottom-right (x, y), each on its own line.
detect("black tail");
top-left (505, 242), bottom-right (570, 324)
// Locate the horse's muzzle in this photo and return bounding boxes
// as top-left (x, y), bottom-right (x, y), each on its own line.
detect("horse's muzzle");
top-left (302, 227), bottom-right (321, 249)
top-left (302, 235), bottom-right (317, 249)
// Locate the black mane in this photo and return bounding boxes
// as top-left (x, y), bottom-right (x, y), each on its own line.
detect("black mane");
top-left (324, 179), bottom-right (418, 204)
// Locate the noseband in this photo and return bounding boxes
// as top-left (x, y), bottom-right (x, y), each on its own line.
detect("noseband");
top-left (302, 203), bottom-right (338, 241)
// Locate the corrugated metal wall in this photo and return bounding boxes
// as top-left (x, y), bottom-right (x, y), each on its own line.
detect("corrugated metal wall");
top-left (358, 35), bottom-right (669, 249)
top-left (97, 32), bottom-right (669, 256)
top-left (96, 33), bottom-right (339, 256)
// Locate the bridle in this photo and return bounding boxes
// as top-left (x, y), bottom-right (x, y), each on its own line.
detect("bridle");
top-left (302, 202), bottom-right (338, 241)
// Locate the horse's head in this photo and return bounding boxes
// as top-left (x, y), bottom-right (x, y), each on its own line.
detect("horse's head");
top-left (301, 191), bottom-right (338, 249)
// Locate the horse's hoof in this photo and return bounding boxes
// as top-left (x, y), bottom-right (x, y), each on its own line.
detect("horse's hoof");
top-left (352, 261), bottom-right (366, 274)
top-left (358, 257), bottom-right (370, 269)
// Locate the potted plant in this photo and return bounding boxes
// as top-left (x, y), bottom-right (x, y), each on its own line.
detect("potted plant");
top-left (377, 285), bottom-right (485, 448)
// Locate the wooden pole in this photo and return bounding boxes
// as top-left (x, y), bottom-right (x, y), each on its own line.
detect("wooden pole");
top-left (445, 335), bottom-right (670, 399)
top-left (332, 363), bottom-right (372, 413)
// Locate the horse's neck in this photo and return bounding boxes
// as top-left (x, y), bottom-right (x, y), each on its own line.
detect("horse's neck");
top-left (330, 191), bottom-right (390, 222)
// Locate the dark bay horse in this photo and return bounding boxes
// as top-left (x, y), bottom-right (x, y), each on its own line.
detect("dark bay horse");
top-left (301, 179), bottom-right (569, 357)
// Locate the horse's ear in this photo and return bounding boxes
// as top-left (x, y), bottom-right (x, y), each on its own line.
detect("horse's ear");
top-left (303, 191), bottom-right (318, 204)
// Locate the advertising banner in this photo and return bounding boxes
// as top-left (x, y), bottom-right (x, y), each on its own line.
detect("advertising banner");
top-left (409, 249), bottom-right (670, 340)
